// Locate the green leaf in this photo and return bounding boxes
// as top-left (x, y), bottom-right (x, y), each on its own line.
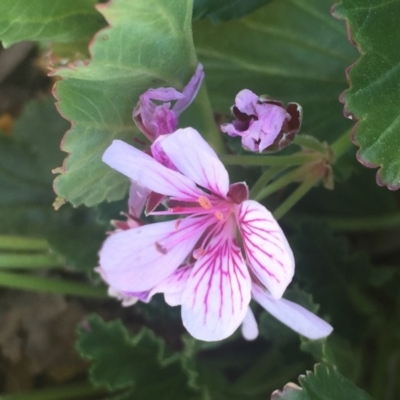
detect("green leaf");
top-left (0, 98), bottom-right (105, 272)
top-left (193, 0), bottom-right (272, 22)
top-left (272, 363), bottom-right (373, 400)
top-left (0, 0), bottom-right (105, 47)
top-left (333, 0), bottom-right (400, 189)
top-left (300, 335), bottom-right (360, 381)
top-left (291, 220), bottom-right (373, 341)
top-left (53, 0), bottom-right (197, 207)
top-left (193, 0), bottom-right (358, 143)
top-left (76, 314), bottom-right (198, 399)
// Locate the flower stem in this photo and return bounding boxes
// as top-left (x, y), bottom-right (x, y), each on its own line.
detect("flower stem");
top-left (293, 134), bottom-right (327, 153)
top-left (195, 84), bottom-right (225, 153)
top-left (220, 152), bottom-right (318, 167)
top-left (249, 166), bottom-right (287, 199)
top-left (0, 383), bottom-right (109, 400)
top-left (0, 272), bottom-right (107, 298)
top-left (255, 167), bottom-right (304, 201)
top-left (0, 235), bottom-right (49, 251)
top-left (331, 128), bottom-right (353, 159)
top-left (273, 175), bottom-right (321, 220)
top-left (0, 253), bottom-right (64, 269)
top-left (318, 212), bottom-right (400, 232)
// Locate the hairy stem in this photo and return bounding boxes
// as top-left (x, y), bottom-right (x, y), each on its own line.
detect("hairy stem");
top-left (319, 212), bottom-right (400, 232)
top-left (274, 175), bottom-right (321, 220)
top-left (249, 166), bottom-right (287, 199)
top-left (255, 167), bottom-right (304, 201)
top-left (0, 235), bottom-right (49, 251)
top-left (0, 253), bottom-right (64, 269)
top-left (195, 84), bottom-right (225, 153)
top-left (221, 152), bottom-right (318, 167)
top-left (331, 128), bottom-right (353, 159)
top-left (293, 134), bottom-right (327, 153)
top-left (0, 272), bottom-right (107, 298)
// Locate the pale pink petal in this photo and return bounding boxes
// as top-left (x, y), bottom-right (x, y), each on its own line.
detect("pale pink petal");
top-left (241, 129), bottom-right (260, 152)
top-left (159, 128), bottom-right (230, 197)
top-left (235, 89), bottom-right (258, 115)
top-left (103, 140), bottom-right (202, 199)
top-left (252, 285), bottom-right (333, 339)
top-left (151, 135), bottom-right (178, 171)
top-left (108, 287), bottom-right (139, 307)
top-left (128, 181), bottom-right (150, 218)
top-left (151, 265), bottom-right (192, 306)
top-left (220, 121), bottom-right (243, 137)
top-left (99, 217), bottom-right (211, 292)
top-left (173, 63), bottom-right (205, 115)
top-left (142, 87), bottom-right (183, 102)
top-left (181, 225), bottom-right (251, 341)
top-left (241, 307), bottom-right (259, 341)
top-left (236, 200), bottom-right (294, 299)
top-left (133, 88), bottom-right (183, 141)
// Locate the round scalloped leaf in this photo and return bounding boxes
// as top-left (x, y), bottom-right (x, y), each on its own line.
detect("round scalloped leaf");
top-left (334, 0), bottom-right (400, 189)
top-left (53, 0), bottom-right (197, 207)
top-left (0, 0), bottom-right (105, 47)
top-left (193, 0), bottom-right (358, 143)
top-left (272, 363), bottom-right (373, 400)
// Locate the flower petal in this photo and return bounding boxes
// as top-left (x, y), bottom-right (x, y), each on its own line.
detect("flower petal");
top-left (241, 307), bottom-right (259, 341)
top-left (173, 63), bottom-right (205, 115)
top-left (237, 200), bottom-right (294, 299)
top-left (235, 89), bottom-right (258, 115)
top-left (252, 285), bottom-right (333, 339)
top-left (99, 217), bottom-right (210, 292)
top-left (128, 181), bottom-right (150, 218)
top-left (159, 128), bottom-right (230, 197)
top-left (103, 140), bottom-right (202, 199)
top-left (151, 265), bottom-right (192, 306)
top-left (181, 228), bottom-right (251, 341)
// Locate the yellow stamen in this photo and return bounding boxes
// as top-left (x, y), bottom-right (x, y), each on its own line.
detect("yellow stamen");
top-left (175, 218), bottom-right (182, 230)
top-left (215, 211), bottom-right (224, 221)
top-left (198, 196), bottom-right (212, 209)
top-left (193, 248), bottom-right (206, 259)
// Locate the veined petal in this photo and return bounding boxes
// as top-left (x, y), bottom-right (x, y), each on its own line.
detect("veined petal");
top-left (173, 63), bottom-right (205, 116)
top-left (181, 228), bottom-right (251, 341)
top-left (235, 89), bottom-right (258, 115)
top-left (128, 181), bottom-right (150, 218)
top-left (241, 307), bottom-right (259, 341)
top-left (103, 140), bottom-right (202, 199)
top-left (99, 217), bottom-right (210, 292)
top-left (237, 200), bottom-right (294, 299)
top-left (151, 265), bottom-right (192, 306)
top-left (160, 128), bottom-right (230, 197)
top-left (252, 285), bottom-right (333, 340)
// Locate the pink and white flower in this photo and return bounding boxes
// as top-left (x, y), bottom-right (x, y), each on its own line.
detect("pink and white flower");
top-left (99, 127), bottom-right (332, 341)
top-left (133, 64), bottom-right (204, 142)
top-left (221, 89), bottom-right (302, 153)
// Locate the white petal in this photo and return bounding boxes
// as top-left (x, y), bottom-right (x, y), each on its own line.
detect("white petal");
top-left (181, 230), bottom-right (251, 341)
top-left (128, 181), bottom-right (150, 218)
top-left (237, 200), bottom-right (294, 299)
top-left (99, 217), bottom-right (210, 292)
top-left (252, 285), bottom-right (333, 340)
top-left (159, 128), bottom-right (230, 197)
top-left (103, 140), bottom-right (201, 199)
top-left (241, 307), bottom-right (259, 341)
top-left (151, 265), bottom-right (192, 306)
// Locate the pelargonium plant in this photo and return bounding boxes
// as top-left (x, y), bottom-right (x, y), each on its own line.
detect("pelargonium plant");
top-left (0, 1), bottom-right (399, 400)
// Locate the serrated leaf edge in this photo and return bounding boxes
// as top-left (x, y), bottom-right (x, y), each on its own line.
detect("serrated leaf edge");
top-left (49, 0), bottom-right (118, 207)
top-left (331, 3), bottom-right (400, 190)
